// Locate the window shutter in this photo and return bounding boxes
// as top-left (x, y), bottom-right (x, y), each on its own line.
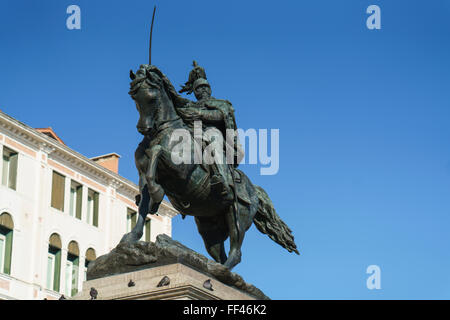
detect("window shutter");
top-left (76, 186), bottom-right (82, 220)
top-left (71, 257), bottom-right (79, 296)
top-left (0, 213), bottom-right (14, 230)
top-left (3, 229), bottom-right (13, 275)
top-left (8, 153), bottom-right (18, 190)
top-left (51, 172), bottom-right (65, 211)
top-left (2, 153), bottom-right (9, 186)
top-left (54, 249), bottom-right (61, 292)
top-left (46, 254), bottom-right (55, 290)
top-left (0, 213), bottom-right (14, 274)
top-left (131, 212), bottom-right (137, 230)
top-left (49, 233), bottom-right (62, 249)
top-left (145, 219), bottom-right (151, 242)
top-left (85, 248), bottom-right (96, 262)
top-left (93, 192), bottom-right (99, 227)
top-left (68, 241), bottom-right (79, 256)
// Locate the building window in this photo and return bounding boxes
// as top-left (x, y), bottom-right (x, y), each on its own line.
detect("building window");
top-left (51, 171), bottom-right (65, 211)
top-left (87, 189), bottom-right (99, 227)
top-left (1, 147), bottom-right (18, 190)
top-left (0, 233), bottom-right (5, 273)
top-left (46, 253), bottom-right (55, 290)
top-left (0, 213), bottom-right (14, 275)
top-left (47, 233), bottom-right (62, 292)
top-left (66, 241), bottom-right (79, 297)
top-left (126, 208), bottom-right (137, 233)
top-left (126, 209), bottom-right (150, 241)
top-left (84, 248), bottom-right (96, 281)
top-left (69, 181), bottom-right (82, 219)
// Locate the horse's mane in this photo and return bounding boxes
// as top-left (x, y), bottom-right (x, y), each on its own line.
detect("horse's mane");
top-left (129, 65), bottom-right (189, 109)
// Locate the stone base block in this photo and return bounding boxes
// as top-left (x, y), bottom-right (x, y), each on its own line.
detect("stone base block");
top-left (80, 234), bottom-right (269, 299)
top-left (73, 263), bottom-right (256, 300)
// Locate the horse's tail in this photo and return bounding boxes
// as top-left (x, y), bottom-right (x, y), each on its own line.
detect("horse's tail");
top-left (253, 185), bottom-right (299, 255)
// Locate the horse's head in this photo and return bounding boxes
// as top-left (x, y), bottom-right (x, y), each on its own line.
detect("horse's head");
top-left (129, 65), bottom-right (182, 136)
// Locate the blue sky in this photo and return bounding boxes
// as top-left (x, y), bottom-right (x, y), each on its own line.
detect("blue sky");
top-left (1, 0), bottom-right (450, 299)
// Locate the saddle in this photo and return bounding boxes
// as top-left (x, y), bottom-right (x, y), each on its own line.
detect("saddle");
top-left (228, 168), bottom-right (252, 206)
top-left (197, 164), bottom-right (252, 207)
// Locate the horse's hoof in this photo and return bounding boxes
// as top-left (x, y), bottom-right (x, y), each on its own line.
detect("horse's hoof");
top-left (120, 232), bottom-right (139, 244)
top-left (222, 263), bottom-right (233, 270)
top-left (149, 186), bottom-right (164, 204)
top-left (223, 251), bottom-right (241, 271)
top-left (207, 261), bottom-right (229, 274)
top-left (149, 201), bottom-right (161, 214)
top-left (135, 194), bottom-right (141, 206)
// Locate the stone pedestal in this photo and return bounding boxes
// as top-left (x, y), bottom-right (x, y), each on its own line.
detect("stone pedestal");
top-left (73, 263), bottom-right (256, 300)
top-left (72, 234), bottom-right (269, 300)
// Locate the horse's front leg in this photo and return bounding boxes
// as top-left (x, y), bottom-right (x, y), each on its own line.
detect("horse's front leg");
top-left (120, 173), bottom-right (150, 243)
top-left (144, 145), bottom-right (165, 214)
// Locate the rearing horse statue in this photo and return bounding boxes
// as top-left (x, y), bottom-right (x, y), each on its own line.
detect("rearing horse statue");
top-left (120, 64), bottom-right (299, 270)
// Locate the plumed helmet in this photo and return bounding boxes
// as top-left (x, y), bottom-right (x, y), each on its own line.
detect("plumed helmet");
top-left (193, 78), bottom-right (210, 91)
top-left (179, 61), bottom-right (209, 94)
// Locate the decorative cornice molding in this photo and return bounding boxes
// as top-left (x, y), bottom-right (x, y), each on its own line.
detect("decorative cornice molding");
top-left (109, 179), bottom-right (123, 190)
top-left (39, 142), bottom-right (56, 154)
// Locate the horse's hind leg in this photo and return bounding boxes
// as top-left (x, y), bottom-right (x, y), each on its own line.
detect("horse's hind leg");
top-left (195, 216), bottom-right (228, 264)
top-left (224, 194), bottom-right (259, 270)
top-left (223, 204), bottom-right (245, 270)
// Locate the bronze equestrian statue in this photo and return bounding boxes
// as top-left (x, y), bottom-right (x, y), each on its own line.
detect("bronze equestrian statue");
top-left (120, 63), bottom-right (299, 270)
top-left (120, 9), bottom-right (298, 270)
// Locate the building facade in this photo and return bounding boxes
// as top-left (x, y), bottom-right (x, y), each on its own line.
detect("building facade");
top-left (0, 111), bottom-right (178, 300)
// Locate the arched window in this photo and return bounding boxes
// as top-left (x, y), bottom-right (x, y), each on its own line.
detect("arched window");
top-left (47, 233), bottom-right (62, 292)
top-left (84, 248), bottom-right (96, 281)
top-left (0, 212), bottom-right (14, 275)
top-left (66, 241), bottom-right (79, 297)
